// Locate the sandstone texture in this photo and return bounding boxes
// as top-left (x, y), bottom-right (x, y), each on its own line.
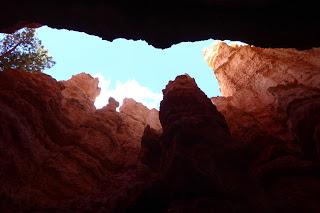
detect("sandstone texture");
top-left (204, 42), bottom-right (320, 152)
top-left (1, 40), bottom-right (320, 211)
top-left (205, 42), bottom-right (320, 211)
top-left (0, 70), bottom-right (160, 211)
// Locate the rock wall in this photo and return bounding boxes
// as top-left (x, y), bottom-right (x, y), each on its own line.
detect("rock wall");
top-left (1, 40), bottom-right (320, 211)
top-left (0, 70), bottom-right (160, 211)
top-left (204, 42), bottom-right (320, 211)
top-left (204, 42), bottom-right (320, 144)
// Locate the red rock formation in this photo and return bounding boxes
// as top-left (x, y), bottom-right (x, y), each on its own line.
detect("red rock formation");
top-left (205, 42), bottom-right (320, 211)
top-left (60, 73), bottom-right (100, 124)
top-left (62, 73), bottom-right (101, 107)
top-left (120, 98), bottom-right (162, 131)
top-left (2, 63), bottom-right (320, 212)
top-left (139, 125), bottom-right (162, 171)
top-left (131, 75), bottom-right (270, 212)
top-left (204, 41), bottom-right (320, 147)
top-left (269, 84), bottom-right (320, 160)
top-left (0, 69), bottom-right (161, 211)
top-left (103, 97), bottom-right (119, 112)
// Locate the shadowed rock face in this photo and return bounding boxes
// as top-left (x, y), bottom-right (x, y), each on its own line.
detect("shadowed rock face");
top-left (1, 41), bottom-right (320, 211)
top-left (158, 75), bottom-right (270, 212)
top-left (0, 70), bottom-right (161, 211)
top-left (0, 1), bottom-right (319, 49)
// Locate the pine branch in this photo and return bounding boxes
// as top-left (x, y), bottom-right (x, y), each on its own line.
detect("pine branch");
top-left (0, 40), bottom-right (24, 61)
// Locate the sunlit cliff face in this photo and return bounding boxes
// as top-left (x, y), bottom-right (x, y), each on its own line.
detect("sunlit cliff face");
top-left (205, 41), bottom-right (320, 161)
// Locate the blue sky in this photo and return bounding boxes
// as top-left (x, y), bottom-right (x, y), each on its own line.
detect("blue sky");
top-left (36, 26), bottom-right (221, 109)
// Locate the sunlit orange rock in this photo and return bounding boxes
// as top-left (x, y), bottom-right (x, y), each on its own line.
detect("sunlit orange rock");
top-left (120, 98), bottom-right (162, 131)
top-left (62, 72), bottom-right (100, 111)
top-left (205, 42), bottom-right (320, 211)
top-left (204, 41), bottom-right (320, 147)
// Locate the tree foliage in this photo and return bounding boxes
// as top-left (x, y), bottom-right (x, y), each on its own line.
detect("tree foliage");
top-left (0, 28), bottom-right (55, 72)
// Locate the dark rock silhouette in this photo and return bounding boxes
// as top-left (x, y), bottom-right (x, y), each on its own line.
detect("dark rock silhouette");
top-left (130, 75), bottom-right (270, 212)
top-left (0, 1), bottom-right (319, 49)
top-left (104, 97), bottom-right (119, 112)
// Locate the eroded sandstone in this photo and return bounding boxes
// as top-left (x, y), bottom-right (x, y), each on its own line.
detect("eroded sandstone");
top-left (0, 70), bottom-right (161, 211)
top-left (204, 41), bottom-right (320, 149)
top-left (1, 41), bottom-right (320, 212)
top-left (205, 42), bottom-right (320, 211)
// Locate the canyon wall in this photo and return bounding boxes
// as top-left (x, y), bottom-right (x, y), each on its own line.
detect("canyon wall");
top-left (204, 42), bottom-right (320, 211)
top-left (204, 42), bottom-right (320, 159)
top-left (1, 42), bottom-right (320, 212)
top-left (0, 70), bottom-right (161, 211)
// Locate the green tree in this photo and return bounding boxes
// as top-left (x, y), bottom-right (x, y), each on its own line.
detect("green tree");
top-left (0, 28), bottom-right (55, 72)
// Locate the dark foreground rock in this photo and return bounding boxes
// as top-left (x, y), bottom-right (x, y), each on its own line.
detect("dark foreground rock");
top-left (0, 70), bottom-right (160, 211)
top-left (1, 66), bottom-right (320, 212)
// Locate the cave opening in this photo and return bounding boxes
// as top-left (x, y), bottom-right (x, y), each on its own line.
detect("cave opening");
top-left (35, 26), bottom-right (224, 110)
top-left (1, 2), bottom-right (320, 212)
top-left (0, 26), bottom-right (248, 110)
